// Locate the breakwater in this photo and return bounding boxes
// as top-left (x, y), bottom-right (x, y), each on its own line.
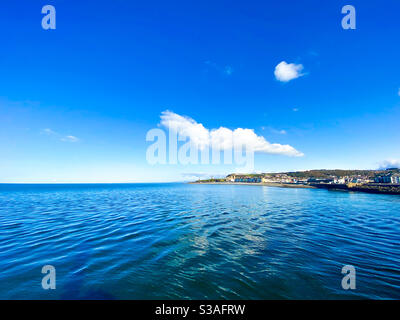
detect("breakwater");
top-left (311, 183), bottom-right (400, 195)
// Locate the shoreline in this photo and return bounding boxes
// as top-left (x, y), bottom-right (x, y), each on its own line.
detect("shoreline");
top-left (189, 181), bottom-right (315, 189)
top-left (190, 181), bottom-right (400, 195)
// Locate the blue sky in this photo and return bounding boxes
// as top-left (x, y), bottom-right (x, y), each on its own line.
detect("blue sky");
top-left (1, 0), bottom-right (399, 182)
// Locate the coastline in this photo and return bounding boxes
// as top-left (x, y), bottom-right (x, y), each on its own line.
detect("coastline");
top-left (189, 181), bottom-right (315, 189)
top-left (190, 181), bottom-right (400, 195)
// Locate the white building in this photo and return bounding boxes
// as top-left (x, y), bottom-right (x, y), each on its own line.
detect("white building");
top-left (391, 175), bottom-right (400, 184)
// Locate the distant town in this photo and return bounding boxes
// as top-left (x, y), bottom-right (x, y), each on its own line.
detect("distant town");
top-left (193, 168), bottom-right (400, 195)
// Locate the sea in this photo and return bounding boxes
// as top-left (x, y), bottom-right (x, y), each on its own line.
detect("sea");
top-left (0, 183), bottom-right (399, 299)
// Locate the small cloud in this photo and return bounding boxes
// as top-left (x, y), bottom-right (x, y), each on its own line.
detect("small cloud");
top-left (42, 128), bottom-right (57, 135)
top-left (378, 159), bottom-right (400, 170)
top-left (292, 108), bottom-right (299, 112)
top-left (224, 66), bottom-right (234, 76)
top-left (398, 88), bottom-right (400, 96)
top-left (61, 135), bottom-right (79, 143)
top-left (274, 61), bottom-right (304, 82)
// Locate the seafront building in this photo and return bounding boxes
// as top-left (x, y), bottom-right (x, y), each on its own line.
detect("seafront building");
top-left (224, 170), bottom-right (400, 185)
top-left (374, 173), bottom-right (400, 184)
top-left (390, 174), bottom-right (400, 184)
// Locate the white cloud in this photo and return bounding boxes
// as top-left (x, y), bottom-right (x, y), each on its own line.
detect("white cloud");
top-left (160, 111), bottom-right (304, 157)
top-left (42, 128), bottom-right (57, 135)
top-left (274, 61), bottom-right (304, 82)
top-left (42, 129), bottom-right (79, 142)
top-left (160, 111), bottom-right (210, 149)
top-left (378, 159), bottom-right (400, 169)
top-left (61, 135), bottom-right (79, 143)
top-left (398, 88), bottom-right (400, 96)
top-left (292, 108), bottom-right (299, 112)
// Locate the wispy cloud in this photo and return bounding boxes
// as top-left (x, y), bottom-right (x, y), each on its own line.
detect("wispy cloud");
top-left (271, 128), bottom-right (287, 135)
top-left (398, 88), bottom-right (400, 96)
top-left (204, 61), bottom-right (234, 76)
top-left (181, 172), bottom-right (226, 181)
top-left (160, 111), bottom-right (304, 157)
top-left (292, 107), bottom-right (299, 112)
top-left (42, 128), bottom-right (80, 143)
top-left (262, 126), bottom-right (287, 135)
top-left (274, 61), bottom-right (304, 82)
top-left (378, 159), bottom-right (400, 169)
top-left (61, 135), bottom-right (79, 143)
top-left (224, 66), bottom-right (234, 76)
top-left (42, 128), bottom-right (57, 135)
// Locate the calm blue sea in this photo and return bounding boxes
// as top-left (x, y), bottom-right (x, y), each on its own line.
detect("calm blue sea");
top-left (0, 183), bottom-right (399, 299)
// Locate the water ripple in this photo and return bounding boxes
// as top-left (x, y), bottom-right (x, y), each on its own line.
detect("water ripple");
top-left (0, 183), bottom-right (399, 299)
